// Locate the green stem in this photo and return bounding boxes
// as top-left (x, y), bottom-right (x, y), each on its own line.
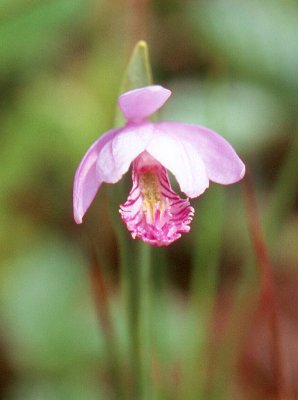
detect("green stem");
top-left (120, 238), bottom-right (152, 400)
top-left (138, 242), bottom-right (152, 400)
top-left (125, 241), bottom-right (142, 399)
top-left (109, 178), bottom-right (152, 399)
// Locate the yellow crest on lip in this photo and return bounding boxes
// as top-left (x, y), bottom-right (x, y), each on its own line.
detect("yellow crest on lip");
top-left (139, 172), bottom-right (162, 223)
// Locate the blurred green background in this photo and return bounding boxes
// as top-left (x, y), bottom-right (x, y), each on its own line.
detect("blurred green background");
top-left (0, 0), bottom-right (297, 399)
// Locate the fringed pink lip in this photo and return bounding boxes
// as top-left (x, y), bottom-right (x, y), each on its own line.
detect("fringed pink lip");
top-left (73, 85), bottom-right (245, 246)
top-left (120, 152), bottom-right (194, 246)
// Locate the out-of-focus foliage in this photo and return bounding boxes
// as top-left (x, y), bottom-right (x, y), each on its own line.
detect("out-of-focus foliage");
top-left (189, 0), bottom-right (298, 96)
top-left (0, 0), bottom-right (91, 76)
top-left (1, 239), bottom-right (101, 369)
top-left (0, 0), bottom-right (297, 399)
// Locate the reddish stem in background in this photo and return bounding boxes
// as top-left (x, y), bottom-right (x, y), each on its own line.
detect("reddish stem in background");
top-left (242, 173), bottom-right (290, 400)
top-left (87, 241), bottom-right (124, 399)
top-left (89, 248), bottom-right (114, 336)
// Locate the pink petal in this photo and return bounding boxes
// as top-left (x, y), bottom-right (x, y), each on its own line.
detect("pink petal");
top-left (73, 128), bottom-right (118, 224)
top-left (156, 122), bottom-right (245, 185)
top-left (96, 122), bottom-right (154, 184)
top-left (120, 152), bottom-right (194, 246)
top-left (146, 127), bottom-right (209, 198)
top-left (118, 85), bottom-right (171, 122)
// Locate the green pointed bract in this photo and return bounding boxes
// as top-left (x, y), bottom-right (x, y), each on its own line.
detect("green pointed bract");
top-left (114, 40), bottom-right (153, 127)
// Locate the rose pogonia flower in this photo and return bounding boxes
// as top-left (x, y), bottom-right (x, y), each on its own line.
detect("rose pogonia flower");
top-left (73, 85), bottom-right (245, 246)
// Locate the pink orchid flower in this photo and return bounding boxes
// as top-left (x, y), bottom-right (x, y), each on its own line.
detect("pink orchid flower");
top-left (73, 85), bottom-right (245, 246)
